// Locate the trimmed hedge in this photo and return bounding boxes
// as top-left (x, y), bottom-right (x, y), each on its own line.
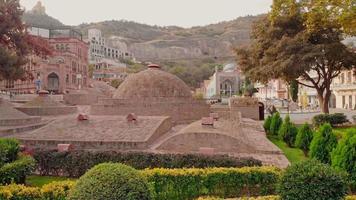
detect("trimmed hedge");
top-left (143, 167), bottom-right (281, 200)
top-left (312, 113), bottom-right (349, 127)
top-left (196, 196), bottom-right (356, 200)
top-left (278, 160), bottom-right (348, 200)
top-left (0, 181), bottom-right (75, 200)
top-left (0, 155), bottom-right (35, 185)
top-left (33, 150), bottom-right (262, 177)
top-left (69, 163), bottom-right (151, 200)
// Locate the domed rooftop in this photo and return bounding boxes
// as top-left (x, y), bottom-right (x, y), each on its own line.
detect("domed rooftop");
top-left (223, 63), bottom-right (237, 72)
top-left (113, 65), bottom-right (192, 99)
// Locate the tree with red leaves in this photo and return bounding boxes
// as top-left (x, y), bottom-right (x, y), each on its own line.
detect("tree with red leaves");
top-left (0, 0), bottom-right (52, 81)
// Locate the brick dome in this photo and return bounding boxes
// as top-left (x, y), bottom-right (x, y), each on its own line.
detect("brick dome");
top-left (113, 67), bottom-right (192, 99)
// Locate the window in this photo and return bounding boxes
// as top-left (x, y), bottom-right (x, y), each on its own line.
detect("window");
top-left (72, 74), bottom-right (76, 84)
top-left (341, 73), bottom-right (345, 84)
top-left (342, 96), bottom-right (346, 108)
top-left (347, 72), bottom-right (352, 83)
top-left (349, 96), bottom-right (353, 109)
top-left (66, 74), bottom-right (69, 84)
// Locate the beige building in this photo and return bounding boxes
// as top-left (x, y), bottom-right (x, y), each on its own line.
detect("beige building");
top-left (331, 69), bottom-right (356, 109)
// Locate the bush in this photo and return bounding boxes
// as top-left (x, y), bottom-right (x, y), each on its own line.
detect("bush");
top-left (0, 155), bottom-right (35, 185)
top-left (312, 113), bottom-right (349, 127)
top-left (197, 196), bottom-right (279, 200)
top-left (0, 181), bottom-right (75, 200)
top-left (0, 138), bottom-right (20, 166)
top-left (41, 181), bottom-right (75, 200)
top-left (33, 150), bottom-right (261, 177)
top-left (69, 163), bottom-right (151, 200)
top-left (270, 112), bottom-right (282, 135)
top-left (278, 159), bottom-right (348, 200)
top-left (309, 123), bottom-right (338, 164)
top-left (144, 167), bottom-right (281, 200)
top-left (278, 116), bottom-right (298, 147)
top-left (331, 129), bottom-right (356, 192)
top-left (0, 184), bottom-right (41, 200)
top-left (263, 115), bottom-right (272, 133)
top-left (295, 123), bottom-right (313, 156)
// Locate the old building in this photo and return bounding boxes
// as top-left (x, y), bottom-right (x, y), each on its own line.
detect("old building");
top-left (0, 27), bottom-right (89, 94)
top-left (205, 63), bottom-right (242, 99)
top-left (254, 79), bottom-right (288, 100)
top-left (331, 69), bottom-right (356, 109)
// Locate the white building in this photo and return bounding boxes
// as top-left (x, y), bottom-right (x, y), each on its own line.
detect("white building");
top-left (205, 63), bottom-right (242, 99)
top-left (87, 29), bottom-right (134, 65)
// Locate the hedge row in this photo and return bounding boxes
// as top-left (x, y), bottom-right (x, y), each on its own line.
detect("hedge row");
top-left (196, 196), bottom-right (356, 200)
top-left (33, 150), bottom-right (262, 177)
top-left (312, 113), bottom-right (349, 127)
top-left (0, 155), bottom-right (35, 185)
top-left (0, 181), bottom-right (75, 200)
top-left (143, 167), bottom-right (281, 200)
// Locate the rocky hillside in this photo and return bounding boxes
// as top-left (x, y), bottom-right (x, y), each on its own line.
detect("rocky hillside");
top-left (22, 6), bottom-right (262, 61)
top-left (78, 16), bottom-right (261, 61)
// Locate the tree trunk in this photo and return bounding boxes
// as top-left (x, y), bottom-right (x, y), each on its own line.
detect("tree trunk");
top-left (317, 90), bottom-right (331, 114)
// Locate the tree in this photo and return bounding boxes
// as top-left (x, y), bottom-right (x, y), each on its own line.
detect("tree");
top-left (278, 115), bottom-right (298, 147)
top-left (309, 123), bottom-right (338, 164)
top-left (110, 79), bottom-right (123, 89)
top-left (269, 112), bottom-right (282, 135)
top-left (263, 115), bottom-right (272, 133)
top-left (289, 80), bottom-right (298, 102)
top-left (236, 0), bottom-right (356, 113)
top-left (295, 123), bottom-right (313, 156)
top-left (331, 129), bottom-right (356, 191)
top-left (0, 0), bottom-right (51, 81)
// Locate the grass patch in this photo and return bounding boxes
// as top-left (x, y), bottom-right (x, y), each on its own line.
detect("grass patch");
top-left (26, 175), bottom-right (76, 187)
top-left (268, 135), bottom-right (308, 164)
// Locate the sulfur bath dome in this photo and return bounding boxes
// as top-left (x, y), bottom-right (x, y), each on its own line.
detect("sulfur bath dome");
top-left (113, 65), bottom-right (192, 99)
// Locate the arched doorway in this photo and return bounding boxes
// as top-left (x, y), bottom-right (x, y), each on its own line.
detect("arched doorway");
top-left (47, 72), bottom-right (59, 93)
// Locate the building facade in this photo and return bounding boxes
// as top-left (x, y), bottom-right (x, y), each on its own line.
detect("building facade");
top-left (205, 63), bottom-right (242, 99)
top-left (254, 79), bottom-right (288, 100)
top-left (0, 27), bottom-right (89, 94)
top-left (87, 29), bottom-right (134, 65)
top-left (331, 69), bottom-right (356, 109)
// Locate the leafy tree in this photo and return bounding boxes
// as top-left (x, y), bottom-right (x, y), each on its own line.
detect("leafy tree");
top-left (263, 115), bottom-right (272, 133)
top-left (269, 112), bottom-right (282, 136)
top-left (289, 80), bottom-right (298, 102)
top-left (295, 123), bottom-right (313, 156)
top-left (309, 123), bottom-right (338, 164)
top-left (236, 0), bottom-right (356, 113)
top-left (331, 129), bottom-right (356, 191)
top-left (278, 115), bottom-right (298, 147)
top-left (0, 0), bottom-right (51, 81)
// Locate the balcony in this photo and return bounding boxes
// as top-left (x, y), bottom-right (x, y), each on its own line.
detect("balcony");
top-left (331, 82), bottom-right (356, 91)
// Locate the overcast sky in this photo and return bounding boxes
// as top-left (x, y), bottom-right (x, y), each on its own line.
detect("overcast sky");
top-left (20, 0), bottom-right (272, 27)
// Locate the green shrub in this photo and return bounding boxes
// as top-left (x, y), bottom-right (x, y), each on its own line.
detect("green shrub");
top-left (69, 163), bottom-right (151, 200)
top-left (263, 115), bottom-right (272, 133)
top-left (0, 184), bottom-right (41, 200)
top-left (33, 150), bottom-right (261, 177)
top-left (295, 123), bottom-right (313, 156)
top-left (270, 112), bottom-right (282, 135)
top-left (331, 128), bottom-right (356, 192)
top-left (278, 159), bottom-right (348, 200)
top-left (278, 116), bottom-right (298, 147)
top-left (144, 167), bottom-right (281, 200)
top-left (41, 181), bottom-right (76, 200)
top-left (0, 155), bottom-right (35, 185)
top-left (309, 123), bottom-right (338, 164)
top-left (312, 113), bottom-right (349, 127)
top-left (0, 181), bottom-right (75, 200)
top-left (0, 138), bottom-right (20, 165)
